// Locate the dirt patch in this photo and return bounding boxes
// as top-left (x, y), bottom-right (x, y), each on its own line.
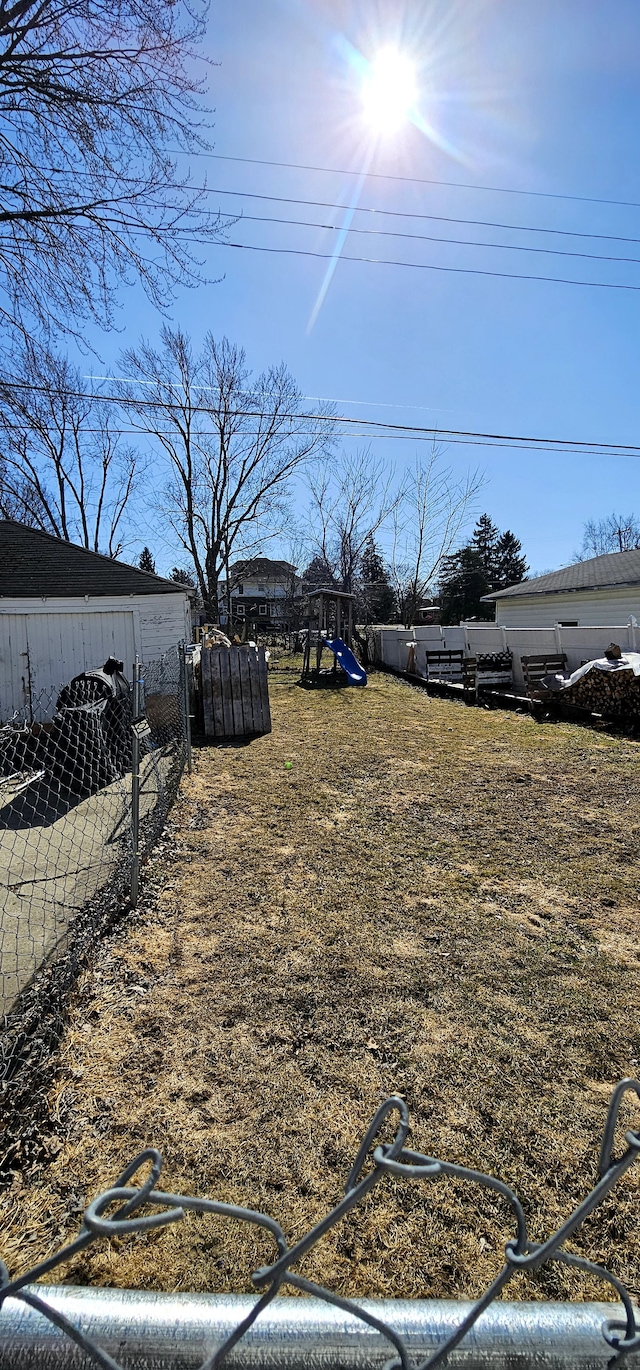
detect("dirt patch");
top-left (2, 670), bottom-right (640, 1303)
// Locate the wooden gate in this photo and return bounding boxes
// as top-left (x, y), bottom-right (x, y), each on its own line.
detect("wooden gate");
top-left (200, 646), bottom-right (272, 740)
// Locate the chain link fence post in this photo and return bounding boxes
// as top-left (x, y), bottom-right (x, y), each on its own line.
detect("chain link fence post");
top-left (129, 658), bottom-right (141, 909)
top-left (180, 643), bottom-right (192, 774)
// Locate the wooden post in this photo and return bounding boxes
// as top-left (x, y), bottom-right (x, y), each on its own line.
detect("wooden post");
top-left (316, 594), bottom-right (324, 674)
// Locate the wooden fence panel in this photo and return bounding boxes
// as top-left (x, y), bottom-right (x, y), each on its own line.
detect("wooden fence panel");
top-left (257, 647), bottom-right (272, 733)
top-left (201, 647), bottom-right (271, 739)
top-left (211, 652), bottom-right (224, 738)
top-left (219, 650), bottom-right (234, 738)
top-left (238, 649), bottom-right (252, 732)
top-left (247, 649), bottom-right (263, 734)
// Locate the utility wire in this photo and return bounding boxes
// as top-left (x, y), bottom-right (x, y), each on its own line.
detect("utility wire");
top-left (190, 187), bottom-right (640, 246)
top-left (182, 151), bottom-right (640, 211)
top-left (227, 211), bottom-right (640, 268)
top-left (4, 377), bottom-right (640, 456)
top-left (3, 424), bottom-right (637, 459)
top-left (44, 174), bottom-right (640, 247)
top-left (215, 237), bottom-right (640, 293)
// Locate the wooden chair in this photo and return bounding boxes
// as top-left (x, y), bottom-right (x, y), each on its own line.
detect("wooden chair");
top-left (521, 653), bottom-right (568, 699)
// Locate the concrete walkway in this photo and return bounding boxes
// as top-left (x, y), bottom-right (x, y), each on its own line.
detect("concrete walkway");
top-left (0, 749), bottom-right (175, 1015)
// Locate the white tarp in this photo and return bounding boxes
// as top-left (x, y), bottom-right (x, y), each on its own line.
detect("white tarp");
top-left (542, 652), bottom-right (640, 692)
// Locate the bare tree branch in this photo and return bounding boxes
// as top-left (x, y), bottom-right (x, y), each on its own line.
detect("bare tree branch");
top-left (0, 339), bottom-right (141, 554)
top-left (0, 0), bottom-right (232, 340)
top-left (391, 444), bottom-right (484, 625)
top-left (118, 327), bottom-right (335, 617)
top-left (306, 449), bottom-right (399, 594)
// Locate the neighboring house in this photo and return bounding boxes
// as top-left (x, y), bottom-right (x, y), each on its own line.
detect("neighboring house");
top-left (218, 558), bottom-right (299, 631)
top-left (0, 521), bottom-right (192, 717)
top-left (414, 599), bottom-right (442, 624)
top-left (482, 548), bottom-right (640, 627)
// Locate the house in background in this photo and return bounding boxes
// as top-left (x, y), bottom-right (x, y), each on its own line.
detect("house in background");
top-left (482, 548), bottom-right (640, 627)
top-left (0, 521), bottom-right (192, 718)
top-left (218, 557), bottom-right (299, 632)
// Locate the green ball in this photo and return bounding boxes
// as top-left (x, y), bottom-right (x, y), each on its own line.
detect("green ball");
top-left (285, 761), bottom-right (293, 769)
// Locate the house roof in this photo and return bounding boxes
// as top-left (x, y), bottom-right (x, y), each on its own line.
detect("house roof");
top-left (0, 521), bottom-right (185, 598)
top-left (482, 547), bottom-right (640, 601)
top-left (229, 557), bottom-right (296, 579)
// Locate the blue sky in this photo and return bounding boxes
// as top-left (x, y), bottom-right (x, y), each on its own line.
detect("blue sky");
top-left (97, 0), bottom-right (640, 576)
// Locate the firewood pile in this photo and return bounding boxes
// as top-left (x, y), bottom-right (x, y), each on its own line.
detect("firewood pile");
top-left (546, 662), bottom-right (640, 719)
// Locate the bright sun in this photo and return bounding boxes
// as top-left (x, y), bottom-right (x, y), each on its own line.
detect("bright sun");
top-left (361, 48), bottom-right (418, 134)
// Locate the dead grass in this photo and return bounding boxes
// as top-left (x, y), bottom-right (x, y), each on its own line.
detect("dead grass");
top-left (3, 667), bottom-right (640, 1303)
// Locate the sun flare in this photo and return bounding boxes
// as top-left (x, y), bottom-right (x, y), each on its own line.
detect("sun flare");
top-left (361, 47), bottom-right (418, 134)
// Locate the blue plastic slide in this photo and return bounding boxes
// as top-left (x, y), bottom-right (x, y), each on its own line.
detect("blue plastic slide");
top-left (323, 637), bottom-right (367, 686)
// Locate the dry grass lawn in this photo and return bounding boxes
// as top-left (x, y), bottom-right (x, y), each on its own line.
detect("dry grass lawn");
top-left (2, 666), bottom-right (640, 1305)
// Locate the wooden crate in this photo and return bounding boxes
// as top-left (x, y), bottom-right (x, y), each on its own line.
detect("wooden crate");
top-left (200, 646), bottom-right (272, 740)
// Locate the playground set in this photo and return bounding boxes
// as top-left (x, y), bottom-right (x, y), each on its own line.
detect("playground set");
top-left (300, 588), bottom-right (367, 688)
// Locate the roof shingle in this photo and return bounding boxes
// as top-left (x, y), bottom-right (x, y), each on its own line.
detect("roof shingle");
top-left (0, 521), bottom-right (184, 597)
top-left (483, 547), bottom-right (640, 601)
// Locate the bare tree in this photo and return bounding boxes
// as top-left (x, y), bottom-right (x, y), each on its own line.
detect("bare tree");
top-left (0, 340), bottom-right (139, 555)
top-left (391, 444), bottom-right (483, 626)
top-left (575, 512), bottom-right (640, 560)
top-left (306, 449), bottom-right (398, 593)
top-left (119, 327), bottom-right (334, 618)
top-left (0, 0), bottom-right (230, 341)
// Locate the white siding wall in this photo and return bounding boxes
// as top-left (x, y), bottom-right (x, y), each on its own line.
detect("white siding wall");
top-left (137, 595), bottom-right (191, 661)
top-left (0, 592), bottom-right (190, 719)
top-left (495, 586), bottom-right (640, 627)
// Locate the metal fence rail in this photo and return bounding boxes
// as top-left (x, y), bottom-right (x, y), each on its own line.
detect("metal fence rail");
top-left (1, 1292), bottom-right (635, 1370)
top-left (2, 1081), bottom-right (640, 1369)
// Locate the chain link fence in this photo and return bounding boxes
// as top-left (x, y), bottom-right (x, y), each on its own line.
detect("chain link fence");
top-left (2, 1081), bottom-right (640, 1367)
top-left (0, 646), bottom-right (191, 1170)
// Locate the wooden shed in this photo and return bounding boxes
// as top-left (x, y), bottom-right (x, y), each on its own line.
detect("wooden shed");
top-left (0, 521), bottom-right (191, 719)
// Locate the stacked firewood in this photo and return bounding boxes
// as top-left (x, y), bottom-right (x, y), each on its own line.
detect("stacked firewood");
top-left (552, 665), bottom-right (640, 719)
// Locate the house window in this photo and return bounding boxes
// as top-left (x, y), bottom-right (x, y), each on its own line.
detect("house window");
top-left (558, 621), bottom-right (578, 627)
top-left (236, 603), bottom-right (245, 617)
top-left (257, 583), bottom-right (266, 592)
top-left (259, 604), bottom-right (267, 616)
top-left (236, 584), bottom-right (243, 595)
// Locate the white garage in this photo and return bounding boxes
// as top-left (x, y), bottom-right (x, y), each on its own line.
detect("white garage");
top-left (482, 547), bottom-right (640, 628)
top-left (0, 521), bottom-right (191, 720)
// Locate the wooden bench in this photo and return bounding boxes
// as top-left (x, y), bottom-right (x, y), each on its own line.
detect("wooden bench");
top-left (521, 652), bottom-right (567, 699)
top-left (476, 651), bottom-right (513, 691)
top-left (425, 650), bottom-right (465, 684)
top-left (461, 653), bottom-right (513, 703)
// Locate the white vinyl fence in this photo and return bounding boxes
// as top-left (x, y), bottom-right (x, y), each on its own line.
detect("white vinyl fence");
top-left (370, 622), bottom-right (640, 695)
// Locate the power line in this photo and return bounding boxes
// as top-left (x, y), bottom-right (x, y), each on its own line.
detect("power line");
top-left (4, 377), bottom-right (640, 457)
top-left (47, 174), bottom-right (640, 247)
top-left (2, 425), bottom-right (636, 459)
top-left (188, 186), bottom-right (640, 247)
top-left (183, 151), bottom-right (640, 211)
top-left (227, 211), bottom-right (640, 269)
top-left (215, 237), bottom-right (640, 293)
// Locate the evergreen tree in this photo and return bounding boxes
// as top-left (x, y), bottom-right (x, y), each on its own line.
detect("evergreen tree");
top-left (471, 514), bottom-right (500, 581)
top-left (138, 546), bottom-right (156, 574)
top-left (357, 533), bottom-right (395, 624)
top-left (439, 547), bottom-right (491, 623)
top-left (302, 556), bottom-right (338, 592)
top-left (170, 566), bottom-right (196, 586)
top-left (495, 531), bottom-right (528, 589)
top-left (438, 516), bottom-right (528, 621)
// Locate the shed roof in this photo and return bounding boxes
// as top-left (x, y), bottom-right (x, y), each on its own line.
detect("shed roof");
top-left (482, 548), bottom-right (640, 601)
top-left (228, 557), bottom-right (296, 579)
top-left (0, 521), bottom-right (184, 598)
